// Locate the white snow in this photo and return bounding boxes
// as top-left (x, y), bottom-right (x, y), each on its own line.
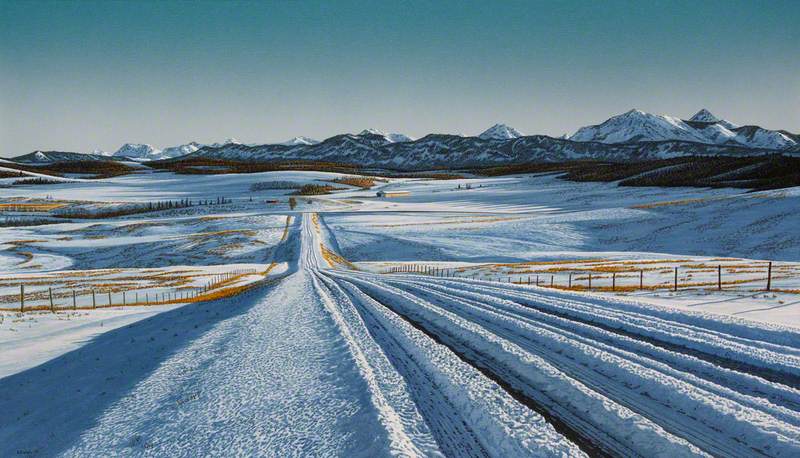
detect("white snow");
top-left (571, 108), bottom-right (795, 150)
top-left (1, 170), bottom-right (799, 456)
top-left (359, 129), bottom-right (414, 143)
top-left (478, 123), bottom-right (523, 140)
top-left (280, 136), bottom-right (320, 146)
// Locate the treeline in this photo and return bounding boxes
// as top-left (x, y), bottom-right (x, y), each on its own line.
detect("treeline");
top-left (250, 181), bottom-right (301, 191)
top-left (1, 160), bottom-right (136, 179)
top-left (0, 170), bottom-right (25, 179)
top-left (331, 176), bottom-right (376, 189)
top-left (40, 160), bottom-right (136, 178)
top-left (474, 155), bottom-right (800, 191)
top-left (149, 158), bottom-right (367, 175)
top-left (54, 197), bottom-right (232, 219)
top-left (0, 217), bottom-right (59, 227)
top-left (13, 177), bottom-right (63, 186)
top-left (294, 184), bottom-right (337, 195)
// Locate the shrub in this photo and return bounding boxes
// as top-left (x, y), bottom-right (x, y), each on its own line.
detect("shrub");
top-left (13, 177), bottom-right (64, 186)
top-left (331, 176), bottom-right (376, 189)
top-left (250, 181), bottom-right (302, 191)
top-left (294, 184), bottom-right (337, 195)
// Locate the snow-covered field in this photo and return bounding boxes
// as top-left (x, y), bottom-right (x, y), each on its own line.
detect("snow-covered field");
top-left (1, 170), bottom-right (799, 456)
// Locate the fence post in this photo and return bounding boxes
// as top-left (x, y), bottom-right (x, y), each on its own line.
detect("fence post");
top-left (536, 275), bottom-right (540, 286)
top-left (674, 267), bottom-right (678, 292)
top-left (766, 261), bottom-right (772, 292)
top-left (568, 272), bottom-right (572, 288)
top-left (49, 287), bottom-right (54, 313)
top-left (92, 290), bottom-right (96, 309)
top-left (718, 265), bottom-right (722, 291)
top-left (550, 275), bottom-right (554, 287)
top-left (612, 272), bottom-right (616, 291)
top-left (108, 291), bottom-right (112, 307)
top-left (640, 270), bottom-right (643, 289)
top-left (123, 291), bottom-right (126, 306)
top-left (20, 285), bottom-right (24, 313)
top-left (588, 273), bottom-right (592, 290)
top-left (72, 290), bottom-right (76, 310)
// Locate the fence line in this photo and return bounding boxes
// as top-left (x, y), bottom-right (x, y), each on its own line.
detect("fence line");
top-left (383, 262), bottom-right (778, 294)
top-left (12, 268), bottom-right (261, 313)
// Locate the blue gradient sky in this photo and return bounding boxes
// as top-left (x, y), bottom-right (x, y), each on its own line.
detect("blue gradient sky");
top-left (1, 0), bottom-right (798, 156)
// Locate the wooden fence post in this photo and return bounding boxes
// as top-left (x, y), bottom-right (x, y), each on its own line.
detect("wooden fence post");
top-left (766, 261), bottom-right (772, 292)
top-left (612, 272), bottom-right (616, 291)
top-left (588, 273), bottom-right (592, 290)
top-left (123, 291), bottom-right (126, 306)
top-left (92, 290), bottom-right (96, 309)
top-left (674, 267), bottom-right (678, 292)
top-left (718, 265), bottom-right (722, 291)
top-left (640, 270), bottom-right (643, 289)
top-left (20, 285), bottom-right (24, 313)
top-left (72, 290), bottom-right (76, 310)
top-left (568, 272), bottom-right (572, 288)
top-left (108, 291), bottom-right (112, 307)
top-left (49, 287), bottom-right (54, 313)
top-left (550, 275), bottom-right (554, 287)
top-left (536, 275), bottom-right (540, 286)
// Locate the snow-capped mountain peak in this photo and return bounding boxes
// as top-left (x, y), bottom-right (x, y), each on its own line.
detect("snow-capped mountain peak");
top-left (688, 109), bottom-right (738, 129)
top-left (479, 123), bottom-right (523, 140)
top-left (113, 143), bottom-right (161, 159)
top-left (281, 136), bottom-right (319, 146)
top-left (209, 138), bottom-right (241, 148)
top-left (570, 109), bottom-right (708, 144)
top-left (160, 142), bottom-right (201, 159)
top-left (357, 129), bottom-right (414, 143)
top-left (690, 108), bottom-right (720, 123)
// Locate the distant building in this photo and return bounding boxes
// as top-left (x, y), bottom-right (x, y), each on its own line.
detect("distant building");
top-left (376, 190), bottom-right (410, 198)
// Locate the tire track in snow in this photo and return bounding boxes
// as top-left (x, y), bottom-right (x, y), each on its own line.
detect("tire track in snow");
top-left (420, 277), bottom-right (800, 388)
top-left (365, 276), bottom-right (800, 457)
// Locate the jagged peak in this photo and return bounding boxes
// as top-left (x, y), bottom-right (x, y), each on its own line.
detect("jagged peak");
top-left (690, 108), bottom-right (720, 123)
top-left (280, 136), bottom-right (319, 146)
top-left (478, 123), bottom-right (523, 140)
top-left (357, 129), bottom-right (413, 143)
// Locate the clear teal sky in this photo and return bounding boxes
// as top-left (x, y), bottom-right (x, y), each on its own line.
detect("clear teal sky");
top-left (1, 0), bottom-right (798, 155)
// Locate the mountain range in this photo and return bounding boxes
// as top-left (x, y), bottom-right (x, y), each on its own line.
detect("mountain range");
top-left (9, 109), bottom-right (798, 168)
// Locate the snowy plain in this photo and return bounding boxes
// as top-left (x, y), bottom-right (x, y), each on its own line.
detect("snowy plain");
top-left (1, 169), bottom-right (799, 456)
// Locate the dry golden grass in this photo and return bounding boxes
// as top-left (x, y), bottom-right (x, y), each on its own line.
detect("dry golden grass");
top-left (331, 176), bottom-right (376, 189)
top-left (370, 215), bottom-right (521, 228)
top-left (0, 203), bottom-right (67, 212)
top-left (631, 197), bottom-right (714, 209)
top-left (189, 229), bottom-right (257, 239)
top-left (321, 245), bottom-right (359, 270)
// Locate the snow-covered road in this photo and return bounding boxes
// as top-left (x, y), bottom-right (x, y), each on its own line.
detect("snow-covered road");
top-left (2, 212), bottom-right (800, 456)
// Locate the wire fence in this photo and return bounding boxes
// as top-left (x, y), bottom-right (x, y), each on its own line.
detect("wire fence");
top-left (10, 269), bottom-right (260, 313)
top-left (383, 262), bottom-right (783, 293)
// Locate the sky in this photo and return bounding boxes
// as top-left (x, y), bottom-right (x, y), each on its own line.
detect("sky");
top-left (0, 0), bottom-right (798, 156)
